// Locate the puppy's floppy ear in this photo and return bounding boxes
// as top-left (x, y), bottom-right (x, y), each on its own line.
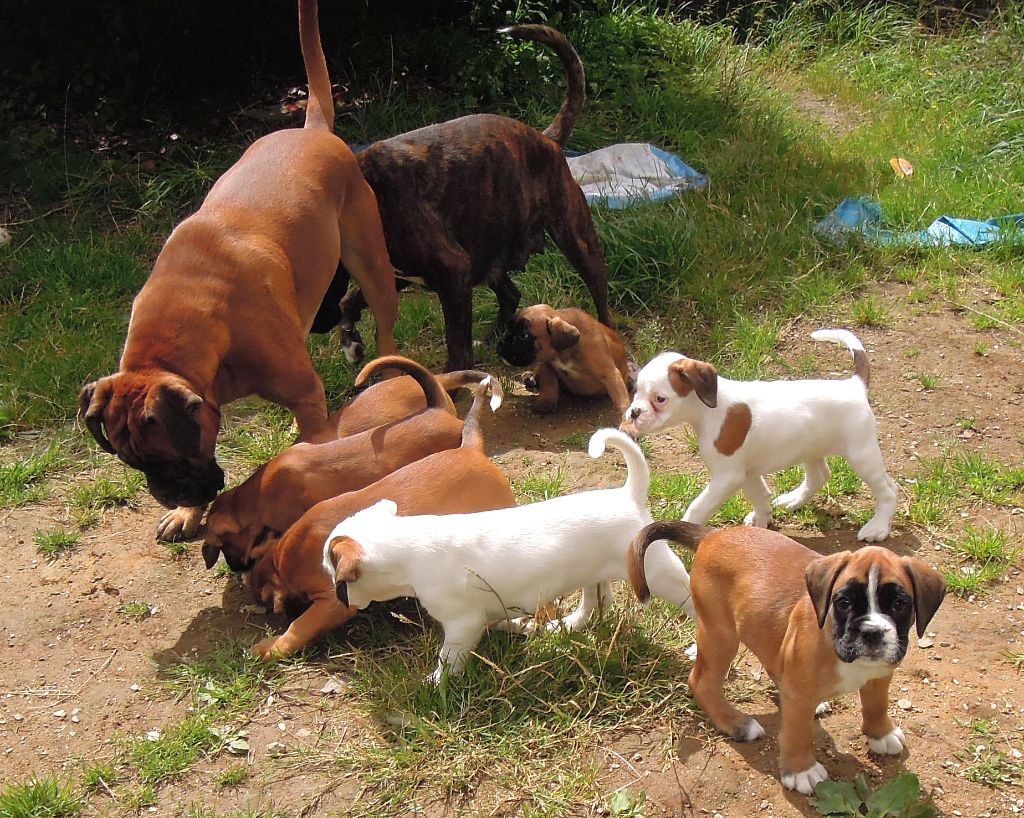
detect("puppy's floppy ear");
top-left (79, 378), bottom-right (116, 454)
top-left (145, 379), bottom-right (204, 457)
top-left (805, 552), bottom-right (852, 629)
top-left (902, 557), bottom-right (947, 638)
top-left (546, 317), bottom-right (581, 352)
top-left (668, 359), bottom-right (718, 408)
top-left (329, 536), bottom-right (364, 603)
top-left (201, 542), bottom-right (221, 569)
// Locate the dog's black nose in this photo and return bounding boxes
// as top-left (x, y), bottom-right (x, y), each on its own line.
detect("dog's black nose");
top-left (859, 624), bottom-right (884, 647)
top-left (630, 407), bottom-right (642, 420)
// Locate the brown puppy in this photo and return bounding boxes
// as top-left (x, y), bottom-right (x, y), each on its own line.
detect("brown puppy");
top-left (497, 304), bottom-right (632, 414)
top-left (329, 25), bottom-right (611, 371)
top-left (250, 376), bottom-right (513, 660)
top-left (331, 368), bottom-right (490, 438)
top-left (628, 521), bottom-right (946, 795)
top-left (77, 0), bottom-right (399, 542)
top-left (202, 356), bottom-right (491, 571)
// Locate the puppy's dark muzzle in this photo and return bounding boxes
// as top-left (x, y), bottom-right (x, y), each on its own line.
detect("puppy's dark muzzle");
top-left (496, 335), bottom-right (536, 367)
top-left (145, 459), bottom-right (225, 509)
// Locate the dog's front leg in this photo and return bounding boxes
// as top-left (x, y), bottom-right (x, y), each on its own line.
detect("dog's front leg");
top-left (741, 476), bottom-right (773, 529)
top-left (860, 676), bottom-right (907, 755)
top-left (532, 363), bottom-right (561, 414)
top-left (546, 582), bottom-right (611, 632)
top-left (683, 475), bottom-right (744, 526)
top-left (778, 690), bottom-right (828, 795)
top-left (252, 597), bottom-right (357, 661)
top-left (428, 615), bottom-right (487, 685)
top-left (156, 505), bottom-right (206, 541)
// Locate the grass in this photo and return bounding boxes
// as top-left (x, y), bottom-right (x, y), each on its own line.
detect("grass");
top-left (943, 524), bottom-right (1018, 597)
top-left (80, 761), bottom-right (117, 794)
top-left (916, 372), bottom-right (942, 390)
top-left (961, 744), bottom-right (1024, 788)
top-left (907, 452), bottom-right (1024, 527)
top-left (69, 469), bottom-right (145, 511)
top-left (513, 466), bottom-right (567, 502)
top-left (33, 527), bottom-right (81, 559)
top-left (0, 444), bottom-right (64, 507)
top-left (0, 776), bottom-right (82, 818)
top-left (117, 600), bottom-right (155, 620)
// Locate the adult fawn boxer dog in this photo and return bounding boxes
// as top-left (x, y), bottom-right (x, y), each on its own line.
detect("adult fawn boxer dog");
top-left (329, 25), bottom-right (612, 371)
top-left (78, 0), bottom-right (399, 541)
top-left (628, 521), bottom-right (946, 795)
top-left (202, 357), bottom-right (494, 572)
top-left (250, 376), bottom-right (511, 660)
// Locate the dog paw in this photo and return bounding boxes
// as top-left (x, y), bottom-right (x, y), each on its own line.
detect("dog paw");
top-left (522, 372), bottom-right (540, 392)
top-left (251, 637), bottom-right (285, 662)
top-left (868, 726), bottom-right (907, 755)
top-left (684, 642), bottom-right (698, 662)
top-left (857, 517), bottom-right (892, 542)
top-left (815, 701), bottom-right (833, 718)
top-left (735, 718), bottom-right (765, 742)
top-left (773, 489), bottom-right (808, 511)
top-left (156, 506), bottom-right (204, 542)
top-left (781, 762), bottom-right (828, 795)
top-left (743, 510), bottom-right (772, 528)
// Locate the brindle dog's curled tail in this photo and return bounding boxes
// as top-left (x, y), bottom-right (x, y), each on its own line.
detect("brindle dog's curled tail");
top-left (499, 24), bottom-right (585, 147)
top-left (354, 356), bottom-right (450, 410)
top-left (627, 520), bottom-right (710, 604)
top-left (460, 376), bottom-right (504, 453)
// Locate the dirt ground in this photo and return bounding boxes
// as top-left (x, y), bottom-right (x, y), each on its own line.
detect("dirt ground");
top-left (1, 280), bottom-right (1022, 816)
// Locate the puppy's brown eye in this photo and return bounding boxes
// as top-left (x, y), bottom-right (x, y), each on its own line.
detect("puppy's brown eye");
top-left (655, 395), bottom-right (667, 404)
top-left (891, 598), bottom-right (908, 612)
top-left (835, 598), bottom-right (851, 612)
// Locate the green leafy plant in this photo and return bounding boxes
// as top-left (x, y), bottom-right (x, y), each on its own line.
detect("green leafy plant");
top-left (810, 773), bottom-right (934, 817)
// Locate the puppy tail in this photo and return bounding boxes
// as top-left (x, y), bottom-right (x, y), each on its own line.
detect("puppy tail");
top-left (587, 428), bottom-right (649, 509)
top-left (627, 520), bottom-right (710, 604)
top-left (355, 355), bottom-right (451, 411)
top-left (499, 25), bottom-right (584, 147)
top-left (810, 329), bottom-right (870, 389)
top-left (297, 0), bottom-right (334, 132)
top-left (460, 377), bottom-right (504, 453)
top-left (438, 369), bottom-right (497, 395)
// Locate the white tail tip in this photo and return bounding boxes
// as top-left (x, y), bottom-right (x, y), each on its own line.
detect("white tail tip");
top-left (810, 328), bottom-right (864, 351)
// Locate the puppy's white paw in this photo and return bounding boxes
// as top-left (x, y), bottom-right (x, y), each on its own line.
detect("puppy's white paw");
top-left (156, 506), bottom-right (204, 541)
top-left (815, 701), bottom-right (832, 718)
top-left (868, 726), bottom-right (907, 755)
top-left (857, 516), bottom-right (892, 542)
top-left (781, 762), bottom-right (828, 795)
top-left (773, 489), bottom-right (808, 511)
top-left (743, 510), bottom-right (772, 528)
top-left (737, 719), bottom-right (765, 742)
top-left (426, 667), bottom-right (444, 687)
top-left (684, 642), bottom-right (698, 662)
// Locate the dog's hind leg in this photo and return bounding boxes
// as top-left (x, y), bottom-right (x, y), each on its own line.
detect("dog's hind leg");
top-left (843, 444), bottom-right (898, 541)
top-left (643, 541), bottom-right (697, 620)
top-left (683, 475), bottom-right (743, 526)
top-left (688, 619), bottom-right (764, 742)
top-left (436, 268), bottom-right (477, 371)
top-left (544, 582), bottom-right (613, 632)
top-left (741, 475), bottom-right (773, 528)
top-left (546, 177), bottom-right (613, 326)
top-left (773, 459), bottom-right (831, 512)
top-left (339, 181), bottom-right (399, 359)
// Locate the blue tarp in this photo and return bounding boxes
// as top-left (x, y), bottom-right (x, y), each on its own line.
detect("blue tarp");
top-left (566, 142), bottom-right (709, 209)
top-left (816, 197), bottom-right (1024, 247)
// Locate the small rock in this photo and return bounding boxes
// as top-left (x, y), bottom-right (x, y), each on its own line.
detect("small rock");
top-left (319, 678), bottom-right (345, 695)
top-left (296, 728), bottom-right (311, 739)
top-left (897, 699), bottom-right (913, 710)
top-left (266, 740), bottom-right (287, 757)
top-left (52, 710), bottom-right (66, 719)
top-left (918, 638), bottom-right (934, 648)
top-left (13, 714), bottom-right (23, 721)
top-left (632, 752), bottom-right (642, 762)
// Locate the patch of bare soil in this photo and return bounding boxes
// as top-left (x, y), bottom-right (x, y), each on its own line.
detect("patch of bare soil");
top-left (1, 280), bottom-right (1022, 816)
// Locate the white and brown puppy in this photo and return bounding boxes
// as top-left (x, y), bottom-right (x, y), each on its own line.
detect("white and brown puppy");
top-left (497, 304), bottom-right (632, 414)
top-left (322, 428), bottom-right (696, 684)
top-left (628, 521), bottom-right (946, 795)
top-left (621, 330), bottom-right (898, 541)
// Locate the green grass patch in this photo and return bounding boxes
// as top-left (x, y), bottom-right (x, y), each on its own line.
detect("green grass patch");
top-left (0, 776), bottom-right (83, 818)
top-left (33, 527), bottom-right (81, 559)
top-left (69, 469), bottom-right (145, 511)
top-left (513, 466), bottom-right (567, 502)
top-left (943, 524), bottom-right (1018, 597)
top-left (80, 761), bottom-right (117, 794)
top-left (316, 593), bottom-right (695, 817)
top-left (960, 744), bottom-right (1024, 788)
top-left (117, 600), bottom-right (155, 621)
top-left (0, 444), bottom-right (63, 507)
top-left (907, 452), bottom-right (1024, 527)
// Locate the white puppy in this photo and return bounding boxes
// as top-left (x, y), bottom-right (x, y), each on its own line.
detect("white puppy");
top-left (321, 428), bottom-right (696, 684)
top-left (621, 329), bottom-right (897, 542)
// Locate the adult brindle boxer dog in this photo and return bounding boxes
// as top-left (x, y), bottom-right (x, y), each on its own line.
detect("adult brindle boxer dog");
top-left (628, 521), bottom-right (946, 795)
top-left (329, 25), bottom-right (612, 371)
top-left (78, 0), bottom-right (399, 541)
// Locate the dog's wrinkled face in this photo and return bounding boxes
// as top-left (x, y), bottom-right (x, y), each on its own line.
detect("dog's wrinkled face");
top-left (497, 304), bottom-right (580, 368)
top-left (621, 352), bottom-right (718, 437)
top-left (79, 372), bottom-right (223, 508)
top-left (806, 547), bottom-right (947, 667)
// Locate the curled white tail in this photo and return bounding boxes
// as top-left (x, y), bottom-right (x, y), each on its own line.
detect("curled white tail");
top-left (588, 428), bottom-right (650, 508)
top-left (811, 328), bottom-right (871, 387)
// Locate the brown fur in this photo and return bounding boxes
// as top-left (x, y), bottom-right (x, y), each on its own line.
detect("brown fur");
top-left (498, 304), bottom-right (631, 414)
top-left (627, 521), bottom-right (946, 782)
top-left (250, 379), bottom-right (514, 660)
top-left (78, 0), bottom-right (399, 539)
top-left (668, 359), bottom-right (718, 408)
top-left (202, 357), bottom-right (468, 571)
top-left (713, 402), bottom-right (752, 456)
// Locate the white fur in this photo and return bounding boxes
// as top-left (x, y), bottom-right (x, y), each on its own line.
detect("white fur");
top-left (322, 429), bottom-right (696, 683)
top-left (624, 330), bottom-right (897, 541)
top-left (781, 762), bottom-right (829, 795)
top-left (868, 726), bottom-right (907, 755)
top-left (862, 564), bottom-right (901, 662)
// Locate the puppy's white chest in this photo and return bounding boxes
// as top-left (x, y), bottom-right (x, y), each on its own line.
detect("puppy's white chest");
top-left (831, 658), bottom-right (892, 695)
top-left (552, 358), bottom-right (582, 379)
